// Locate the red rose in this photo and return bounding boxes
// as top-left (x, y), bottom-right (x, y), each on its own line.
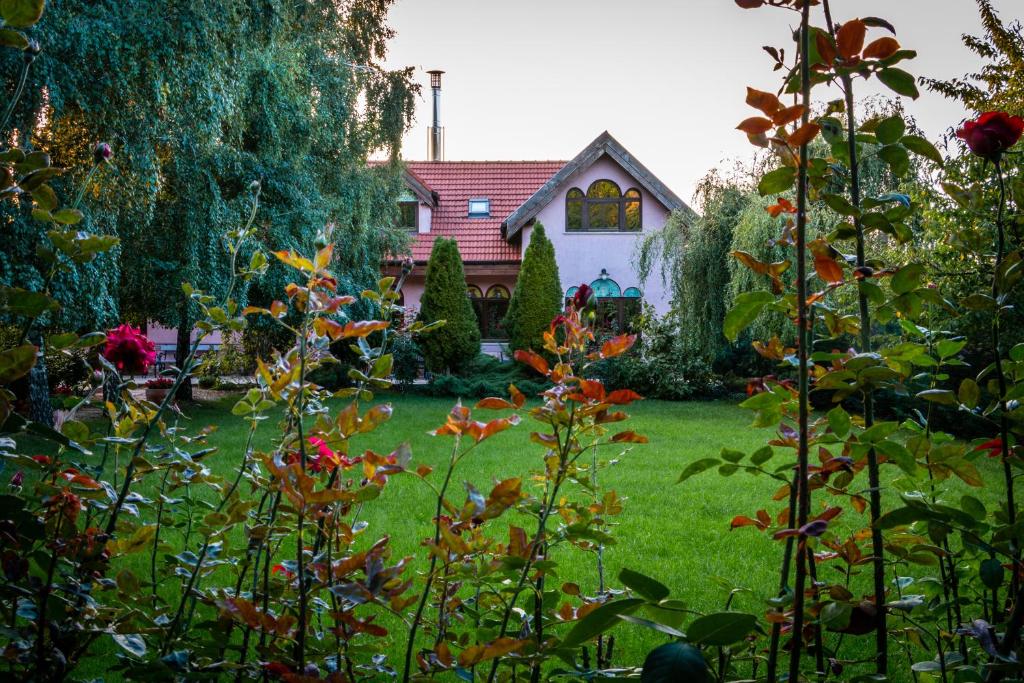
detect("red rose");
top-left (956, 111), bottom-right (1024, 162)
top-left (93, 142), bottom-right (113, 165)
top-left (572, 283), bottom-right (594, 310)
top-left (102, 324), bottom-right (156, 375)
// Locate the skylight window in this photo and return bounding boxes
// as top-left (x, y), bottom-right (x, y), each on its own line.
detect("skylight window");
top-left (468, 198), bottom-right (490, 217)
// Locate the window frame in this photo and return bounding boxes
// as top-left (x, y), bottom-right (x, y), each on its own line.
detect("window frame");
top-left (398, 199), bottom-right (419, 231)
top-left (468, 197), bottom-right (491, 218)
top-left (565, 181), bottom-right (642, 232)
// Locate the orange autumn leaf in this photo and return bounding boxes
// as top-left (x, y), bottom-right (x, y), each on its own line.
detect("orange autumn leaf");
top-left (746, 87), bottom-right (782, 116)
top-left (788, 122), bottom-right (820, 147)
top-left (766, 198), bottom-right (796, 217)
top-left (836, 19), bottom-right (866, 59)
top-left (772, 105), bottom-right (805, 127)
top-left (737, 117), bottom-right (775, 135)
top-left (816, 32), bottom-right (837, 65)
top-left (514, 349), bottom-right (550, 376)
top-left (605, 389), bottom-right (643, 405)
top-left (863, 36), bottom-right (900, 59)
top-left (600, 334), bottom-right (636, 359)
top-left (611, 431), bottom-right (648, 444)
top-left (508, 384), bottom-right (526, 408)
top-left (814, 256), bottom-right (845, 284)
top-left (475, 397), bottom-right (516, 410)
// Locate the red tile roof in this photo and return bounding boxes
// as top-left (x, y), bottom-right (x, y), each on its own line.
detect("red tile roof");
top-left (405, 161), bottom-right (565, 263)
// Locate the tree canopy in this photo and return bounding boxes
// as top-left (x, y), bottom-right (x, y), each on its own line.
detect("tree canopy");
top-left (417, 238), bottom-right (480, 373)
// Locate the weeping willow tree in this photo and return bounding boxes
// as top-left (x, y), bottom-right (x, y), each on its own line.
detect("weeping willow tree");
top-left (1, 0), bottom-right (417, 397)
top-left (635, 172), bottom-right (746, 368)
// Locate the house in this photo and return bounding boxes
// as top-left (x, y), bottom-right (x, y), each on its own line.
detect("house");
top-left (389, 130), bottom-right (691, 355)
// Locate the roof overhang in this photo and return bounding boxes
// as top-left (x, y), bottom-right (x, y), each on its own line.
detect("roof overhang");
top-left (502, 131), bottom-right (695, 239)
top-left (402, 167), bottom-right (438, 208)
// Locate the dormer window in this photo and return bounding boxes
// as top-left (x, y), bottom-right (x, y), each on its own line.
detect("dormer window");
top-left (398, 200), bottom-right (418, 230)
top-left (468, 198), bottom-right (490, 218)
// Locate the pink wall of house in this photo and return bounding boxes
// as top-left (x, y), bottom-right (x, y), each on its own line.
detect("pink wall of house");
top-left (398, 273), bottom-right (518, 314)
top-left (525, 154), bottom-right (672, 315)
top-left (146, 323), bottom-right (223, 349)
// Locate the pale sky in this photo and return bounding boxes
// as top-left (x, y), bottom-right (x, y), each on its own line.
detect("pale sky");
top-left (382, 0), bottom-right (1020, 206)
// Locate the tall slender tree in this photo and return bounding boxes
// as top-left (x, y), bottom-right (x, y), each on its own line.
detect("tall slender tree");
top-left (417, 238), bottom-right (480, 373)
top-left (504, 222), bottom-right (562, 352)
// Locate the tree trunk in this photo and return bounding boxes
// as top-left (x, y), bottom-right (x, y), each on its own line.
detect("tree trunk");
top-left (27, 332), bottom-right (53, 427)
top-left (175, 304), bottom-right (193, 402)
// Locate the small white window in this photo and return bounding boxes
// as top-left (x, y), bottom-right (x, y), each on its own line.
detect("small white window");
top-left (468, 198), bottom-right (490, 217)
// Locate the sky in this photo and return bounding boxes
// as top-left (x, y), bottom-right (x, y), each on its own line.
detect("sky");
top-left (382, 0), bottom-right (1020, 207)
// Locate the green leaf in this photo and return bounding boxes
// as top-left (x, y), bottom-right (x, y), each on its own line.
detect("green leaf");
top-left (0, 344), bottom-right (37, 384)
top-left (0, 27), bottom-right (27, 49)
top-left (877, 67), bottom-right (920, 99)
top-left (723, 291), bottom-right (774, 342)
top-left (875, 116), bottom-right (906, 145)
top-left (876, 506), bottom-right (931, 529)
top-left (758, 167), bottom-right (797, 196)
top-left (980, 558), bottom-right (1004, 590)
top-left (901, 135), bottom-right (943, 165)
top-left (827, 407), bottom-right (851, 439)
top-left (560, 598), bottom-right (644, 649)
top-left (619, 568), bottom-right (670, 602)
top-left (958, 379), bottom-right (980, 409)
top-left (0, 0), bottom-right (44, 28)
top-left (686, 611), bottom-right (758, 646)
top-left (111, 633), bottom-right (146, 658)
top-left (0, 287), bottom-right (59, 317)
top-left (51, 208), bottom-right (84, 225)
top-left (823, 193), bottom-right (859, 217)
top-left (917, 389), bottom-right (956, 405)
top-left (891, 263), bottom-right (924, 294)
top-left (750, 446), bottom-right (774, 466)
top-left (678, 458), bottom-right (720, 483)
top-left (878, 144), bottom-right (911, 178)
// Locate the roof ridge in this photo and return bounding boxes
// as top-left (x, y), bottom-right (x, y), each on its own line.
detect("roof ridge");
top-left (404, 160), bottom-right (567, 164)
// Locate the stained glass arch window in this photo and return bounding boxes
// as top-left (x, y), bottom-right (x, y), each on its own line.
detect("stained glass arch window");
top-left (590, 277), bottom-right (621, 298)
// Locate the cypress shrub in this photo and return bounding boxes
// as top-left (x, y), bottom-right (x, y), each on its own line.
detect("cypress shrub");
top-left (504, 223), bottom-right (563, 352)
top-left (417, 238), bottom-right (481, 373)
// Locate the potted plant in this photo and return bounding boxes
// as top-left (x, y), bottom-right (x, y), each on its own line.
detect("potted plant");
top-left (144, 376), bottom-right (174, 403)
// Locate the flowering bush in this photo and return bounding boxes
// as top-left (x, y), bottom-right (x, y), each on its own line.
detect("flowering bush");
top-left (143, 376), bottom-right (174, 389)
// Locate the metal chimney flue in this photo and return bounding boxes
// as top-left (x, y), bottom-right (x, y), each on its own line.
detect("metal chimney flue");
top-left (427, 70), bottom-right (444, 161)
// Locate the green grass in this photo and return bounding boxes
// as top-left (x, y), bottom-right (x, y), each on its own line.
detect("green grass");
top-left (18, 393), bottom-right (1011, 680)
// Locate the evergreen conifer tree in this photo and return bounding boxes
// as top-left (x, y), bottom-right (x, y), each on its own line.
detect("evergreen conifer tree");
top-left (417, 238), bottom-right (480, 373)
top-left (504, 223), bottom-right (563, 352)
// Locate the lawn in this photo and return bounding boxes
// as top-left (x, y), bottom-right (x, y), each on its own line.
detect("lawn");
top-left (25, 392), bottom-right (1008, 680)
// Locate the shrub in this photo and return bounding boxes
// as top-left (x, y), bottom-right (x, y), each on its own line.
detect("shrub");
top-left (504, 222), bottom-right (562, 352)
top-left (416, 238), bottom-right (480, 373)
top-left (419, 353), bottom-right (548, 398)
top-left (590, 307), bottom-right (724, 400)
top-left (390, 333), bottom-right (422, 389)
top-left (196, 335), bottom-right (255, 380)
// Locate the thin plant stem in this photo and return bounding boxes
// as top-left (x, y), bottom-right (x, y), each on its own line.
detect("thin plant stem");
top-left (788, 2), bottom-right (812, 680)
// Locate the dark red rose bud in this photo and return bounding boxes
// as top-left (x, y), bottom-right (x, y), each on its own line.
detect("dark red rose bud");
top-left (93, 142), bottom-right (113, 165)
top-left (9, 471), bottom-right (23, 487)
top-left (401, 256), bottom-right (414, 276)
top-left (957, 111), bottom-right (1024, 162)
top-left (572, 283), bottom-right (594, 310)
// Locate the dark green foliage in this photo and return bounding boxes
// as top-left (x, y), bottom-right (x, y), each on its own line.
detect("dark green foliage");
top-left (390, 334), bottom-right (422, 389)
top-left (504, 223), bottom-right (562, 352)
top-left (641, 642), bottom-right (711, 683)
top-left (590, 307), bottom-right (724, 400)
top-left (0, 0), bottom-right (417, 338)
top-left (418, 353), bottom-right (547, 398)
top-left (416, 238), bottom-right (480, 373)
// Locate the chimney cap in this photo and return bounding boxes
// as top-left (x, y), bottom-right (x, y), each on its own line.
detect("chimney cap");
top-left (427, 70), bottom-right (444, 88)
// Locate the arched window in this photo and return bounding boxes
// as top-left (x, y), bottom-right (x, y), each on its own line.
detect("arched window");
top-left (566, 188), bottom-right (584, 230)
top-left (468, 284), bottom-right (510, 340)
top-left (485, 284), bottom-right (510, 300)
top-left (565, 286), bottom-right (579, 299)
top-left (566, 180), bottom-right (642, 232)
top-left (590, 277), bottom-right (621, 298)
top-left (623, 287), bottom-right (642, 298)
